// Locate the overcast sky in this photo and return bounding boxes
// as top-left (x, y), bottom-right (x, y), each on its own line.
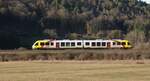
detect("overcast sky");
top-left (141, 0), bottom-right (150, 3)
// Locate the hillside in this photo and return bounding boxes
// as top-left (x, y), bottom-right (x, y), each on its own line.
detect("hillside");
top-left (0, 0), bottom-right (150, 49)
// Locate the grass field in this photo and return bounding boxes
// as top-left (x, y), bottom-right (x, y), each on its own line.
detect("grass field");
top-left (0, 61), bottom-right (150, 81)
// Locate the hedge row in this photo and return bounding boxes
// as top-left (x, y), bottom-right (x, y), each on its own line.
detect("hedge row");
top-left (0, 49), bottom-right (150, 61)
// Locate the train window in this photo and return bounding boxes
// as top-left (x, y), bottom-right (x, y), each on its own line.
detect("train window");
top-left (85, 42), bottom-right (90, 46)
top-left (92, 42), bottom-right (96, 46)
top-left (61, 42), bottom-right (65, 46)
top-left (97, 42), bottom-right (101, 46)
top-left (128, 42), bottom-right (131, 45)
top-left (35, 43), bottom-right (38, 46)
top-left (102, 42), bottom-right (106, 46)
top-left (40, 42), bottom-right (44, 46)
top-left (71, 42), bottom-right (75, 46)
top-left (51, 42), bottom-right (54, 46)
top-left (117, 42), bottom-right (121, 45)
top-left (77, 42), bottom-right (81, 46)
top-left (45, 42), bottom-right (49, 45)
top-left (66, 42), bottom-right (70, 46)
top-left (122, 42), bottom-right (126, 45)
top-left (113, 42), bottom-right (116, 45)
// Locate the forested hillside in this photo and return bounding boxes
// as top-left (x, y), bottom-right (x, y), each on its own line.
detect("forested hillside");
top-left (0, 0), bottom-right (150, 49)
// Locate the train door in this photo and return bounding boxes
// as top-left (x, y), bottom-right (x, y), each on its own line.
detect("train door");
top-left (56, 42), bottom-right (60, 48)
top-left (107, 42), bottom-right (111, 48)
top-left (40, 42), bottom-right (44, 48)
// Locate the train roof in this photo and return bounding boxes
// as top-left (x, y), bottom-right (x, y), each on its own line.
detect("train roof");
top-left (37, 39), bottom-right (129, 42)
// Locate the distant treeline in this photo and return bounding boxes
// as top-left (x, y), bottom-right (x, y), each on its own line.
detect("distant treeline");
top-left (0, 0), bottom-right (150, 49)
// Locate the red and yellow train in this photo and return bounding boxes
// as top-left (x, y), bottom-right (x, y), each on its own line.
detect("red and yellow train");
top-left (32, 39), bottom-right (132, 49)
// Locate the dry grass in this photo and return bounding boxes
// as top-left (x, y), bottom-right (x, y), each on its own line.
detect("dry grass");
top-left (0, 60), bottom-right (150, 81)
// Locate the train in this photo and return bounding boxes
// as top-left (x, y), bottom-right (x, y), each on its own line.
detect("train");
top-left (32, 39), bottom-right (132, 49)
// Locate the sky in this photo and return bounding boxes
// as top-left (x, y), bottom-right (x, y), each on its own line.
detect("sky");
top-left (141, 0), bottom-right (150, 3)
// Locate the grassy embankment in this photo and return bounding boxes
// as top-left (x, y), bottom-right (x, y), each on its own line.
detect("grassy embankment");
top-left (0, 49), bottom-right (150, 61)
